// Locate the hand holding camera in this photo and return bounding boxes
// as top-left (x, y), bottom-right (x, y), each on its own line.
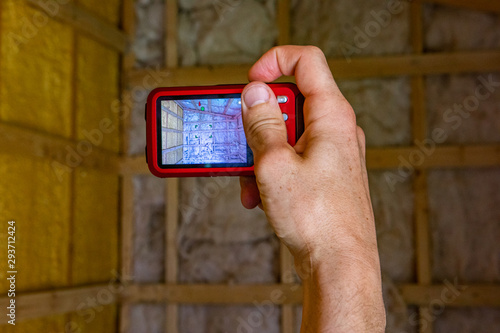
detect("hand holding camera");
top-left (146, 45), bottom-right (385, 332)
top-left (146, 83), bottom-right (303, 177)
top-left (239, 46), bottom-right (386, 332)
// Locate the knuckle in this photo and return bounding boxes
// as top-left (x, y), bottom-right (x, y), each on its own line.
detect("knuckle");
top-left (304, 45), bottom-right (326, 58)
top-left (246, 117), bottom-right (285, 141)
top-left (255, 146), bottom-right (294, 175)
top-left (335, 101), bottom-right (359, 135)
top-left (356, 126), bottom-right (366, 141)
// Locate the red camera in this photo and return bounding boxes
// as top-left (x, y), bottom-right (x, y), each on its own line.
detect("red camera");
top-left (146, 83), bottom-right (304, 177)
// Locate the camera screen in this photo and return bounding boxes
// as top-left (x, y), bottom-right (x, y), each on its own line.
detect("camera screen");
top-left (157, 94), bottom-right (253, 168)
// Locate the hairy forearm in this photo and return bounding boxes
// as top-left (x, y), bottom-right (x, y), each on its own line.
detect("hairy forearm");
top-left (299, 243), bottom-right (386, 333)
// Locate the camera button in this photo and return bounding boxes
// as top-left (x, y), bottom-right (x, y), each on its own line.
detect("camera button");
top-left (282, 113), bottom-right (289, 121)
top-left (277, 96), bottom-right (288, 103)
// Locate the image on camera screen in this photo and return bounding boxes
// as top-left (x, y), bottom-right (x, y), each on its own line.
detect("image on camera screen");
top-left (160, 96), bottom-right (250, 166)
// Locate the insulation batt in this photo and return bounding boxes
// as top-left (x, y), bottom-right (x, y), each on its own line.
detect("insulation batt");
top-left (134, 0), bottom-right (164, 67)
top-left (178, 0), bottom-right (277, 66)
top-left (129, 88), bottom-right (149, 155)
top-left (291, 0), bottom-right (410, 58)
top-left (178, 177), bottom-right (280, 332)
top-left (338, 78), bottom-right (412, 147)
top-left (428, 169), bottom-right (500, 284)
top-left (178, 177), bottom-right (279, 284)
top-left (130, 304), bottom-right (166, 333)
top-left (133, 175), bottom-right (166, 283)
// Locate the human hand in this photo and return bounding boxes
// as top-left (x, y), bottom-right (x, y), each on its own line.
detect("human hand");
top-left (239, 45), bottom-right (385, 332)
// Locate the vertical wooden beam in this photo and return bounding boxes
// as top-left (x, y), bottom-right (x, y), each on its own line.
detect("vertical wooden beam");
top-left (277, 0), bottom-right (291, 45)
top-left (410, 1), bottom-right (426, 141)
top-left (164, 1), bottom-right (180, 331)
top-left (120, 0), bottom-right (135, 156)
top-left (414, 172), bottom-right (432, 333)
top-left (410, 3), bottom-right (433, 333)
top-left (0, 1), bottom-right (3, 123)
top-left (121, 0), bottom-right (136, 72)
top-left (119, 1), bottom-right (136, 332)
top-left (119, 175), bottom-right (135, 333)
top-left (65, 19), bottom-right (79, 328)
top-left (280, 243), bottom-right (295, 333)
top-left (410, 1), bottom-right (424, 57)
top-left (165, 0), bottom-right (178, 68)
top-left (414, 174), bottom-right (431, 286)
top-left (165, 178), bottom-right (179, 333)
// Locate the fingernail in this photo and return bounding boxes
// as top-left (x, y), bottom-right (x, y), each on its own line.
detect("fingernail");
top-left (243, 85), bottom-right (270, 108)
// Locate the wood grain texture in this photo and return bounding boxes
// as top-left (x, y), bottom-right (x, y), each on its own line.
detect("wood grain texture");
top-left (1, 282), bottom-right (497, 324)
top-left (124, 284), bottom-right (303, 304)
top-left (165, 0), bottom-right (178, 68)
top-left (399, 284), bottom-right (500, 307)
top-left (119, 176), bottom-right (134, 333)
top-left (122, 283), bottom-right (500, 306)
top-left (127, 51), bottom-right (500, 86)
top-left (410, 3), bottom-right (433, 333)
top-left (164, 5), bottom-right (180, 332)
top-left (0, 122), bottom-right (120, 174)
top-left (421, 0), bottom-right (500, 13)
top-left (165, 178), bottom-right (179, 333)
top-left (277, 0), bottom-right (291, 46)
top-left (118, 1), bottom-right (136, 332)
top-left (24, 0), bottom-right (127, 52)
top-left (0, 284), bottom-right (119, 324)
top-left (280, 243), bottom-right (295, 333)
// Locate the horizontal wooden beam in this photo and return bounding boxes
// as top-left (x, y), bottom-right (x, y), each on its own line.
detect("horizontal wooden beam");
top-left (127, 51), bottom-right (500, 87)
top-left (25, 0), bottom-right (128, 53)
top-left (122, 283), bottom-right (500, 307)
top-left (0, 123), bottom-right (120, 175)
top-left (0, 284), bottom-right (118, 324)
top-left (366, 144), bottom-right (500, 170)
top-left (120, 144), bottom-right (500, 175)
top-left (1, 282), bottom-right (497, 323)
top-left (128, 63), bottom-right (251, 88)
top-left (421, 0), bottom-right (500, 14)
top-left (399, 283), bottom-right (500, 307)
top-left (123, 284), bottom-right (303, 304)
top-left (330, 50), bottom-right (500, 79)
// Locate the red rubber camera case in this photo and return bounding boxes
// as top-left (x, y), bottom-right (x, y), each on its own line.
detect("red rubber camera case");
top-left (146, 83), bottom-right (304, 178)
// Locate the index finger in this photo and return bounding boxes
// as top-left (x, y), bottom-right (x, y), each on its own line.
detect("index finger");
top-left (248, 46), bottom-right (355, 132)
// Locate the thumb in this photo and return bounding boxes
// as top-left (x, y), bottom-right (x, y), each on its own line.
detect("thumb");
top-left (241, 82), bottom-right (289, 158)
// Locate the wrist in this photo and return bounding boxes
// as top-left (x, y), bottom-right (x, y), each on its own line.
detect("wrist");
top-left (296, 235), bottom-right (386, 332)
top-left (293, 223), bottom-right (380, 278)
